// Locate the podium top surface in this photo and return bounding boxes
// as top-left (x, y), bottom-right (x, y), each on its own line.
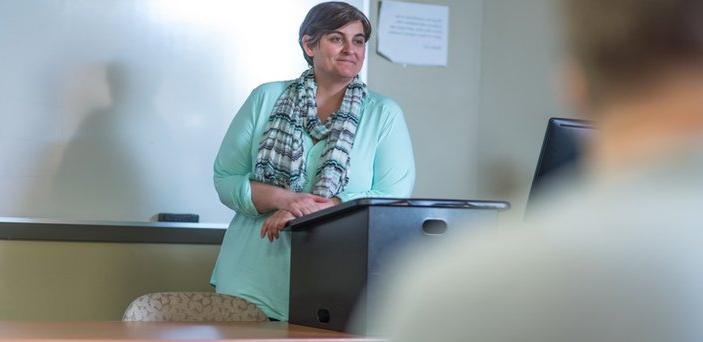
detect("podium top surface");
top-left (286, 198), bottom-right (510, 231)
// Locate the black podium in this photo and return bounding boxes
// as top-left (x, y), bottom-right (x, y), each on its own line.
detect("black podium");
top-left (287, 198), bottom-right (510, 333)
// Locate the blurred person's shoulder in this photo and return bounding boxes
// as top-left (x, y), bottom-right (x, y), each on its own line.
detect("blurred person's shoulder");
top-left (379, 155), bottom-right (703, 341)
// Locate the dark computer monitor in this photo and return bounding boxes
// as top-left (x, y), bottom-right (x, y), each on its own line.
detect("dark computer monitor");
top-left (526, 117), bottom-right (595, 213)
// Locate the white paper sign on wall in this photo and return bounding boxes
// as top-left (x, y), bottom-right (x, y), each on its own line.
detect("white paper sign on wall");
top-left (377, 1), bottom-right (449, 66)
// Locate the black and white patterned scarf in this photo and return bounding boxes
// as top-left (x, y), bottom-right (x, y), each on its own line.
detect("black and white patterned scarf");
top-left (252, 69), bottom-right (367, 198)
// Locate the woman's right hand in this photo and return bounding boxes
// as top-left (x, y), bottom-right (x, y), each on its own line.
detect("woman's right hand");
top-left (277, 192), bottom-right (334, 217)
top-left (260, 209), bottom-right (296, 242)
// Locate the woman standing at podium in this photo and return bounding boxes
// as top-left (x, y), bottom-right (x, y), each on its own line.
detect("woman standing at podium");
top-left (210, 2), bottom-right (415, 321)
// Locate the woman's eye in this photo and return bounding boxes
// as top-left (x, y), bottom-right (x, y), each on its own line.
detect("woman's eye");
top-left (354, 39), bottom-right (365, 46)
top-left (330, 36), bottom-right (342, 43)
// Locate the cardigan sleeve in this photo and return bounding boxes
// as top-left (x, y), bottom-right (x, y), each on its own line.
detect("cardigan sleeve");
top-left (336, 103), bottom-right (416, 202)
top-left (213, 88), bottom-right (263, 217)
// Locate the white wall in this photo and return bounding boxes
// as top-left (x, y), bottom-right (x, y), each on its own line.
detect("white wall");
top-left (368, 0), bottom-right (484, 199)
top-left (369, 0), bottom-right (571, 214)
top-left (477, 0), bottom-right (577, 213)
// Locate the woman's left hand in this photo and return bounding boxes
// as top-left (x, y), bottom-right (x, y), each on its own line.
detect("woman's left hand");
top-left (260, 209), bottom-right (296, 242)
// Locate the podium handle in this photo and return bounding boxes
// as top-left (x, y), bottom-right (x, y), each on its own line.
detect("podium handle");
top-left (422, 219), bottom-right (448, 235)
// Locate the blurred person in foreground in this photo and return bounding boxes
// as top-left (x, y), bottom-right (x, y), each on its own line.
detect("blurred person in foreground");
top-left (377, 0), bottom-right (703, 341)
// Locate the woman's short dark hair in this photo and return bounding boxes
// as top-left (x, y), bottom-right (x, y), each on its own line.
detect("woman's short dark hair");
top-left (564, 0), bottom-right (703, 100)
top-left (299, 1), bottom-right (372, 66)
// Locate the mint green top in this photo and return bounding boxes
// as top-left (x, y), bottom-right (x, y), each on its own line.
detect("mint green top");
top-left (210, 81), bottom-right (415, 320)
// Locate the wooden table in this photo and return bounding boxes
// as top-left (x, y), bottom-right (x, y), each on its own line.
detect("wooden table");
top-left (0, 321), bottom-right (385, 341)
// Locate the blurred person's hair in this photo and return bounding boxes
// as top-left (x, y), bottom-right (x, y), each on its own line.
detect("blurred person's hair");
top-left (564, 0), bottom-right (703, 102)
top-left (298, 1), bottom-right (372, 66)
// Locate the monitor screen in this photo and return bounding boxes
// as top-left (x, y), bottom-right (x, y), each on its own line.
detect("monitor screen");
top-left (526, 117), bottom-right (595, 213)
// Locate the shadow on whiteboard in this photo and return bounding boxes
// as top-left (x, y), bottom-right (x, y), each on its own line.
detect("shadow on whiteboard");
top-left (17, 62), bottom-right (176, 222)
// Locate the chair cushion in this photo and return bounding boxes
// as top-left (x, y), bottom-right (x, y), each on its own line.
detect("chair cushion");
top-left (122, 292), bottom-right (267, 322)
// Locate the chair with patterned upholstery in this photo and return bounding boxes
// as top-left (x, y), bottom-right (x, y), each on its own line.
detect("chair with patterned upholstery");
top-left (122, 292), bottom-right (268, 322)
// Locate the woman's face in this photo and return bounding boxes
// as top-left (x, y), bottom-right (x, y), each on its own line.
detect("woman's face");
top-left (304, 20), bottom-right (366, 82)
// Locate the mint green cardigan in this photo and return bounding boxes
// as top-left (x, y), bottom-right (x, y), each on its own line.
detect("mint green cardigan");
top-left (210, 81), bottom-right (415, 320)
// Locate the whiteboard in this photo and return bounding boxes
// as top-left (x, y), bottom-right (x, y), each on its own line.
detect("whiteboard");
top-left (0, 0), bottom-right (368, 224)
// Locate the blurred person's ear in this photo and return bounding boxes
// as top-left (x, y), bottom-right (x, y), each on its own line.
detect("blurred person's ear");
top-left (558, 58), bottom-right (590, 114)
